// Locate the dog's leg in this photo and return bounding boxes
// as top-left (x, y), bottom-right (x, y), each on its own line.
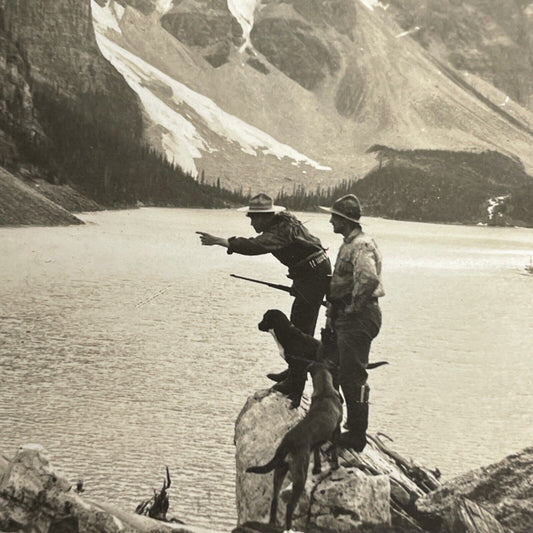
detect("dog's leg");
top-left (286, 453), bottom-right (309, 531)
top-left (269, 463), bottom-right (288, 526)
top-left (330, 425), bottom-right (341, 470)
top-left (312, 446), bottom-right (322, 475)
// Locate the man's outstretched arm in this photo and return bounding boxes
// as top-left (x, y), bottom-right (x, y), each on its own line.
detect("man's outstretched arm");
top-left (196, 231), bottom-right (229, 248)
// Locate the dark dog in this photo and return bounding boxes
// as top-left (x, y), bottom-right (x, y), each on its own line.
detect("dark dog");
top-left (246, 363), bottom-right (342, 530)
top-left (258, 309), bottom-right (388, 380)
top-left (258, 309), bottom-right (321, 364)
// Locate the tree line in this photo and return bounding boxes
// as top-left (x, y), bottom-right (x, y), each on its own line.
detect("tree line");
top-left (5, 84), bottom-right (247, 208)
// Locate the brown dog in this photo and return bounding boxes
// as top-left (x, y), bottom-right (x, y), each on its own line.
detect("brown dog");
top-left (246, 363), bottom-right (342, 530)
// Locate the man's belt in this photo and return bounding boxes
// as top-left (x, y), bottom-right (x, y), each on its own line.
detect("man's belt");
top-left (329, 296), bottom-right (379, 312)
top-left (288, 250), bottom-right (329, 277)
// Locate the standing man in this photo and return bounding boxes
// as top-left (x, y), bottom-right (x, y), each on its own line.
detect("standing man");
top-left (320, 194), bottom-right (384, 451)
top-left (197, 192), bottom-right (331, 407)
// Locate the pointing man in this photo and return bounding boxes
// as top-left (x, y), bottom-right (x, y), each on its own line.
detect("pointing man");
top-left (320, 194), bottom-right (384, 451)
top-left (197, 192), bottom-right (331, 407)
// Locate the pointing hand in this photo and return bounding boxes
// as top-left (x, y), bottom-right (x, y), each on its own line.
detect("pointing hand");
top-left (196, 231), bottom-right (216, 245)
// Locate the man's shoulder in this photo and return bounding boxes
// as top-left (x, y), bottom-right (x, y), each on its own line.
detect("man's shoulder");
top-left (275, 211), bottom-right (299, 225)
top-left (354, 232), bottom-right (376, 244)
top-left (346, 231), bottom-right (378, 252)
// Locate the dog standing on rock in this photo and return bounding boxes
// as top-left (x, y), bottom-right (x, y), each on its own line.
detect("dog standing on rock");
top-left (258, 309), bottom-right (387, 408)
top-left (246, 362), bottom-right (342, 531)
top-left (258, 309), bottom-right (322, 408)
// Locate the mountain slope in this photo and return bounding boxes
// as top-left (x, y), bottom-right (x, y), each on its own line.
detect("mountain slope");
top-left (0, 167), bottom-right (83, 226)
top-left (385, 0), bottom-right (533, 111)
top-left (93, 0), bottom-right (533, 197)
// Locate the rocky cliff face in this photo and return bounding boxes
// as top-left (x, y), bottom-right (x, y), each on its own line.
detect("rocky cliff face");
top-left (0, 0), bottom-right (42, 161)
top-left (1, 0), bottom-right (142, 140)
top-left (161, 0), bottom-right (243, 67)
top-left (250, 2), bottom-right (340, 90)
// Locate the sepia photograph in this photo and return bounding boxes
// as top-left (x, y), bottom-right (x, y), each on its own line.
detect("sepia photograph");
top-left (0, 0), bottom-right (532, 532)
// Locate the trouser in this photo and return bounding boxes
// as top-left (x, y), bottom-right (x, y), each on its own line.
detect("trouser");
top-left (333, 301), bottom-right (382, 390)
top-left (289, 259), bottom-right (331, 335)
top-left (332, 302), bottom-right (381, 447)
top-left (273, 260), bottom-right (330, 406)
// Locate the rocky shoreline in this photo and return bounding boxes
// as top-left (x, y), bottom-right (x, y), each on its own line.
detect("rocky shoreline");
top-left (1, 389), bottom-right (531, 533)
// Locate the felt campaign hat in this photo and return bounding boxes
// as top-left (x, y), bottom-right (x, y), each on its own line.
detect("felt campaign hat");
top-left (319, 194), bottom-right (362, 223)
top-left (237, 193), bottom-right (286, 213)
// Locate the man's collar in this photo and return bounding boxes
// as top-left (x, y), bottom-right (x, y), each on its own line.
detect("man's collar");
top-left (265, 212), bottom-right (282, 229)
top-left (343, 227), bottom-right (362, 243)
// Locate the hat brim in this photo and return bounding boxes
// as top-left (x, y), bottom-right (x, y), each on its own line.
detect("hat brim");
top-left (237, 205), bottom-right (286, 213)
top-left (318, 206), bottom-right (362, 224)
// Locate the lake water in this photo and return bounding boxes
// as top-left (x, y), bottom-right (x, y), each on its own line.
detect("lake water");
top-left (1, 208), bottom-right (532, 530)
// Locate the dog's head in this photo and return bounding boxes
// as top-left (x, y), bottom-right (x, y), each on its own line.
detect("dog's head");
top-left (307, 361), bottom-right (335, 391)
top-left (258, 309), bottom-right (291, 332)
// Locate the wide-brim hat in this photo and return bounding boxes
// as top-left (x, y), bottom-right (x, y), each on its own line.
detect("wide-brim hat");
top-left (237, 193), bottom-right (286, 213)
top-left (319, 194), bottom-right (362, 224)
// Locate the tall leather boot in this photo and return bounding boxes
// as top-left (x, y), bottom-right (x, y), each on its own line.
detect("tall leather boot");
top-left (266, 368), bottom-right (289, 382)
top-left (338, 384), bottom-right (370, 452)
top-left (272, 359), bottom-right (307, 408)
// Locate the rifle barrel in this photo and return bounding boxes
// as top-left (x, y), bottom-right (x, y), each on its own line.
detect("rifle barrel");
top-left (230, 274), bottom-right (328, 306)
top-left (230, 274), bottom-right (292, 292)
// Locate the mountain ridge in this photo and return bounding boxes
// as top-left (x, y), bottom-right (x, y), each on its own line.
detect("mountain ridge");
top-left (95, 0), bottom-right (533, 190)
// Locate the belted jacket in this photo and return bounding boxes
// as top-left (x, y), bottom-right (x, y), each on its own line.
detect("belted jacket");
top-left (227, 212), bottom-right (326, 271)
top-left (329, 227), bottom-right (385, 313)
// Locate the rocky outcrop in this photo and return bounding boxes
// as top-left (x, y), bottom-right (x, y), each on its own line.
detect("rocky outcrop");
top-left (1, 419), bottom-right (531, 532)
top-left (416, 447), bottom-right (533, 533)
top-left (116, 0), bottom-right (155, 16)
top-left (250, 1), bottom-right (343, 91)
top-left (0, 444), bottom-right (218, 533)
top-left (235, 389), bottom-right (414, 532)
top-left (250, 17), bottom-right (340, 91)
top-left (235, 387), bottom-right (532, 533)
top-left (161, 0), bottom-right (243, 67)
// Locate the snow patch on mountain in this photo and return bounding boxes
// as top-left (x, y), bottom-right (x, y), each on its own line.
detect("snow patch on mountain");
top-left (227, 0), bottom-right (260, 51)
top-left (154, 0), bottom-right (174, 14)
top-left (358, 0), bottom-right (388, 11)
top-left (91, 0), bottom-right (123, 34)
top-left (94, 34), bottom-right (331, 175)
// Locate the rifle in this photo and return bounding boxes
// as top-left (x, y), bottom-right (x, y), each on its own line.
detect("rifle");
top-left (230, 274), bottom-right (328, 307)
top-left (230, 274), bottom-right (292, 293)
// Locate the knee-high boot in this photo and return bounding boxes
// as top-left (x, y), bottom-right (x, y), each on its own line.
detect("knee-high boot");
top-left (339, 383), bottom-right (370, 452)
top-left (272, 358), bottom-right (307, 408)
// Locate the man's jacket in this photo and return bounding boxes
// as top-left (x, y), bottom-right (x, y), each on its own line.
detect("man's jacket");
top-left (329, 228), bottom-right (385, 313)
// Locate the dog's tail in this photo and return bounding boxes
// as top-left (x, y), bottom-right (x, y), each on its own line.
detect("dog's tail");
top-left (368, 361), bottom-right (389, 370)
top-left (246, 460), bottom-right (277, 474)
top-left (246, 448), bottom-right (288, 474)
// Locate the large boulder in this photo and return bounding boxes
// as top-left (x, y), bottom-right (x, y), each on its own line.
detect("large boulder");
top-left (0, 444), bottom-right (218, 533)
top-left (234, 389), bottom-right (391, 532)
top-left (235, 389), bottom-right (304, 525)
